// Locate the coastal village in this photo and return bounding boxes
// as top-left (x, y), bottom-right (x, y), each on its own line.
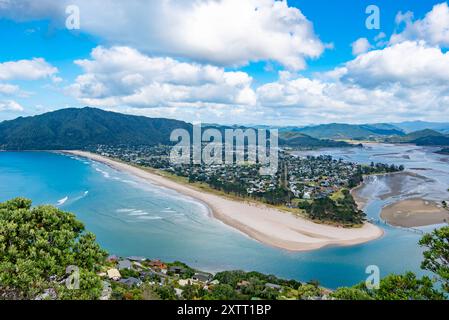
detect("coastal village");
top-left (97, 255), bottom-right (330, 300)
top-left (88, 144), bottom-right (403, 208)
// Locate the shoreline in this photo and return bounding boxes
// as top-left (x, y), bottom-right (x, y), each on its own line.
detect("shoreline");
top-left (62, 150), bottom-right (384, 252)
top-left (351, 170), bottom-right (448, 228)
top-left (381, 198), bottom-right (449, 228)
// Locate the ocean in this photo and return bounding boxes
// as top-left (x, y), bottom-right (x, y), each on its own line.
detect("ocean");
top-left (1, 145), bottom-right (448, 288)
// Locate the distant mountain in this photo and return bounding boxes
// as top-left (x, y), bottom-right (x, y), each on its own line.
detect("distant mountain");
top-left (292, 123), bottom-right (404, 140)
top-left (0, 108), bottom-right (355, 151)
top-left (0, 107), bottom-right (191, 150)
top-left (392, 121), bottom-right (449, 134)
top-left (386, 129), bottom-right (449, 146)
top-left (279, 132), bottom-right (355, 148)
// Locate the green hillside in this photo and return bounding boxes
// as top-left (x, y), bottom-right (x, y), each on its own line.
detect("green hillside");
top-left (0, 107), bottom-right (192, 150)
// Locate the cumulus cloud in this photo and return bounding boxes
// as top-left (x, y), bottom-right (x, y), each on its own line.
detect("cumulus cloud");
top-left (0, 0), bottom-right (325, 70)
top-left (256, 40), bottom-right (449, 124)
top-left (0, 58), bottom-right (58, 81)
top-left (391, 2), bottom-right (449, 47)
top-left (69, 46), bottom-right (256, 108)
top-left (351, 38), bottom-right (372, 55)
top-left (341, 41), bottom-right (449, 87)
top-left (0, 100), bottom-right (24, 112)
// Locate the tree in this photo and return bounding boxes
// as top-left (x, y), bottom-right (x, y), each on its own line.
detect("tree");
top-left (367, 272), bottom-right (444, 300)
top-left (331, 287), bottom-right (372, 300)
top-left (0, 198), bottom-right (107, 299)
top-left (419, 226), bottom-right (449, 294)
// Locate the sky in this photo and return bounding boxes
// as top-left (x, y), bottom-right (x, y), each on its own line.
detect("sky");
top-left (0, 0), bottom-right (448, 125)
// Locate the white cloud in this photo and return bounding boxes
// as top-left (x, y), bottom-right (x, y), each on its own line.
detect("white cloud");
top-left (351, 38), bottom-right (372, 55)
top-left (0, 0), bottom-right (325, 70)
top-left (0, 83), bottom-right (20, 95)
top-left (391, 2), bottom-right (449, 47)
top-left (341, 41), bottom-right (449, 88)
top-left (69, 46), bottom-right (256, 108)
top-left (0, 100), bottom-right (24, 112)
top-left (0, 58), bottom-right (58, 81)
top-left (255, 40), bottom-right (449, 124)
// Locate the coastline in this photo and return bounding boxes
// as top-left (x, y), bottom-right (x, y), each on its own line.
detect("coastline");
top-left (381, 199), bottom-right (449, 228)
top-left (63, 150), bottom-right (384, 252)
top-left (351, 170), bottom-right (448, 227)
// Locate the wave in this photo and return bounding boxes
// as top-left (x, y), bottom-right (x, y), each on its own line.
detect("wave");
top-left (128, 210), bottom-right (150, 216)
top-left (137, 215), bottom-right (163, 220)
top-left (94, 167), bottom-right (111, 179)
top-left (116, 208), bottom-right (135, 213)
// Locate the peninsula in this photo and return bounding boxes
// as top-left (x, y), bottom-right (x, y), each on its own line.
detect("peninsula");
top-left (64, 151), bottom-right (383, 252)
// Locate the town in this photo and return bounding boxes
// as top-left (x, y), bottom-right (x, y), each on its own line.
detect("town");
top-left (85, 144), bottom-right (404, 225)
top-left (96, 255), bottom-right (330, 300)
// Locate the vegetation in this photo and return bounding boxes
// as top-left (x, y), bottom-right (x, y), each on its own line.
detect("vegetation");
top-left (0, 198), bottom-right (107, 299)
top-left (386, 129), bottom-right (449, 146)
top-left (419, 226), bottom-right (449, 294)
top-left (290, 123), bottom-right (405, 140)
top-left (299, 189), bottom-right (366, 225)
top-left (0, 198), bottom-right (448, 300)
top-left (331, 273), bottom-right (444, 300)
top-left (279, 132), bottom-right (355, 149)
top-left (0, 107), bottom-right (191, 150)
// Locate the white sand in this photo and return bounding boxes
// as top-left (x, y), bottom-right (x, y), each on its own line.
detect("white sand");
top-left (64, 151), bottom-right (384, 252)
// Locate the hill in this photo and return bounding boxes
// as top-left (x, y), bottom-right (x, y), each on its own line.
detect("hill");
top-left (392, 121), bottom-right (449, 134)
top-left (0, 107), bottom-right (191, 150)
top-left (293, 123), bottom-right (404, 140)
top-left (279, 132), bottom-right (355, 148)
top-left (0, 108), bottom-right (354, 150)
top-left (386, 129), bottom-right (449, 146)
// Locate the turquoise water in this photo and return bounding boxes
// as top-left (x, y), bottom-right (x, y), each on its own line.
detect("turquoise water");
top-left (1, 148), bottom-right (446, 288)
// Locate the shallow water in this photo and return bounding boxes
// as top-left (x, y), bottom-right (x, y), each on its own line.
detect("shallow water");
top-left (1, 147), bottom-right (447, 288)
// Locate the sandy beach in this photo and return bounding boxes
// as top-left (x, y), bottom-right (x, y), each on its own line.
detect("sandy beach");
top-left (381, 199), bottom-right (449, 228)
top-left (63, 151), bottom-right (384, 252)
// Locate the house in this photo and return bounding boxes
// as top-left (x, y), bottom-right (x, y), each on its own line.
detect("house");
top-left (149, 260), bottom-right (168, 270)
top-left (265, 283), bottom-right (282, 291)
top-left (107, 268), bottom-right (121, 281)
top-left (169, 266), bottom-right (186, 275)
top-left (107, 255), bottom-right (119, 262)
top-left (237, 280), bottom-right (250, 289)
top-left (178, 279), bottom-right (192, 287)
top-left (119, 277), bottom-right (142, 287)
top-left (127, 256), bottom-right (146, 262)
top-left (118, 259), bottom-right (132, 270)
top-left (192, 272), bottom-right (213, 283)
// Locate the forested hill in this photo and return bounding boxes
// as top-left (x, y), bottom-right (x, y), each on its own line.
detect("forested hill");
top-left (0, 107), bottom-right (192, 150)
top-left (0, 107), bottom-right (356, 150)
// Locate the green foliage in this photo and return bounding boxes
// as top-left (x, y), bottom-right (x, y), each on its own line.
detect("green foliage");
top-left (296, 284), bottom-right (322, 300)
top-left (419, 226), bottom-right (449, 294)
top-left (330, 287), bottom-right (373, 300)
top-left (0, 107), bottom-right (191, 150)
top-left (279, 132), bottom-right (353, 148)
top-left (367, 272), bottom-right (444, 300)
top-left (299, 189), bottom-right (366, 225)
top-left (207, 284), bottom-right (240, 300)
top-left (155, 285), bottom-right (177, 300)
top-left (0, 198), bottom-right (107, 299)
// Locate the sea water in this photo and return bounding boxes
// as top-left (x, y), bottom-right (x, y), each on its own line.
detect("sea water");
top-left (1, 146), bottom-right (447, 288)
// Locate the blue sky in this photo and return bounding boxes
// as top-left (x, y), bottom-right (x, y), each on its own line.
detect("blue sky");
top-left (0, 0), bottom-right (448, 125)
